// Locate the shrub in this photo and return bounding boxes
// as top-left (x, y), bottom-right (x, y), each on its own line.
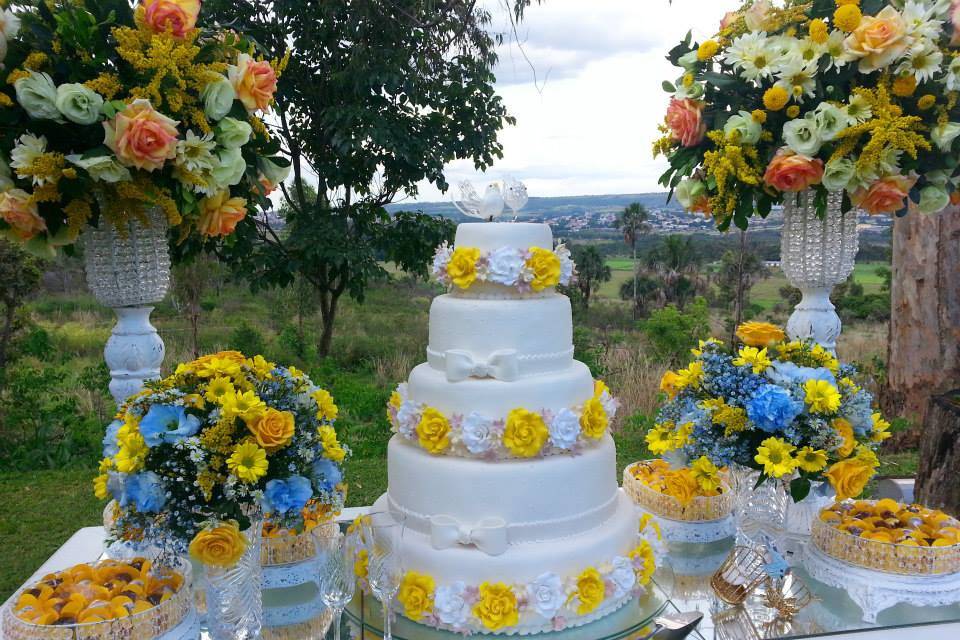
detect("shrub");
top-left (641, 297), bottom-right (710, 364)
top-left (228, 322), bottom-right (267, 355)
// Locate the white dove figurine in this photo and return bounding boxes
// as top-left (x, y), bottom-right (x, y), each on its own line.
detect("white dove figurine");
top-left (503, 176), bottom-right (529, 219)
top-left (479, 183), bottom-right (505, 220)
top-left (453, 180), bottom-right (505, 220)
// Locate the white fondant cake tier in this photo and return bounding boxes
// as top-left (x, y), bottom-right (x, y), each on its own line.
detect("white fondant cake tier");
top-left (427, 294), bottom-right (573, 376)
top-left (455, 222), bottom-right (552, 253)
top-left (386, 435), bottom-right (618, 542)
top-left (406, 360), bottom-right (594, 418)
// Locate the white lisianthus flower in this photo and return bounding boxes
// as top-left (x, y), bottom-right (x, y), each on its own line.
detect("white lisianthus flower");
top-left (549, 408), bottom-right (581, 450)
top-left (944, 56), bottom-right (960, 92)
top-left (0, 8), bottom-right (20, 39)
top-left (485, 246), bottom-right (524, 286)
top-left (10, 133), bottom-right (47, 184)
top-left (723, 110), bottom-right (762, 145)
top-left (14, 72), bottom-right (62, 122)
top-left (782, 115), bottom-right (822, 156)
top-left (821, 157), bottom-right (856, 191)
top-left (813, 102), bottom-right (852, 142)
top-left (556, 244), bottom-right (575, 285)
top-left (918, 184), bottom-right (949, 214)
top-left (66, 153), bottom-right (132, 183)
top-left (434, 581), bottom-right (470, 628)
top-left (211, 146), bottom-right (247, 188)
top-left (673, 76), bottom-right (704, 100)
top-left (217, 117), bottom-right (253, 149)
top-left (932, 122), bottom-right (960, 151)
top-left (677, 50), bottom-right (699, 70)
top-left (176, 130), bottom-right (217, 173)
top-left (675, 179), bottom-right (707, 210)
top-left (461, 412), bottom-right (495, 455)
top-left (395, 402), bottom-right (421, 438)
top-left (201, 76), bottom-right (236, 121)
top-left (55, 83), bottom-right (104, 125)
top-left (608, 556), bottom-right (637, 598)
top-left (527, 572), bottom-right (565, 619)
top-left (258, 157), bottom-right (291, 187)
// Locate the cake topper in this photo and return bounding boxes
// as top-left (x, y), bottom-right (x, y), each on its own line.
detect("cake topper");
top-left (452, 176), bottom-right (528, 221)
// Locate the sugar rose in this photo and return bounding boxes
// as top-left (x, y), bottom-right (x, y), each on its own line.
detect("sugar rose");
top-left (188, 521), bottom-right (247, 568)
top-left (762, 148), bottom-right (824, 193)
top-left (473, 582), bottom-right (519, 631)
top-left (446, 247), bottom-right (480, 288)
top-left (850, 174), bottom-right (916, 215)
top-left (843, 6), bottom-right (908, 73)
top-left (503, 408), bottom-right (549, 457)
top-left (142, 0), bottom-right (200, 39)
top-left (229, 53), bottom-right (278, 112)
top-left (198, 191), bottom-right (247, 237)
top-left (573, 567), bottom-right (606, 615)
top-left (416, 407), bottom-right (451, 454)
top-left (397, 571), bottom-right (436, 621)
top-left (248, 408), bottom-right (295, 452)
top-left (579, 397), bottom-right (608, 439)
top-left (0, 188), bottom-right (45, 240)
top-left (665, 98), bottom-right (706, 147)
top-left (104, 99), bottom-right (179, 171)
top-left (526, 246), bottom-right (561, 291)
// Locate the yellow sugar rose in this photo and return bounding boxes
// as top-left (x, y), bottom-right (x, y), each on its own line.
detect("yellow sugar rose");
top-left (397, 571), bottom-right (435, 621)
top-left (189, 521), bottom-right (247, 568)
top-left (473, 582), bottom-right (519, 631)
top-left (573, 567), bottom-right (606, 615)
top-left (843, 6), bottom-right (908, 73)
top-left (579, 397), bottom-right (609, 439)
top-left (526, 246), bottom-right (561, 291)
top-left (503, 408), bottom-right (549, 457)
top-left (825, 457), bottom-right (875, 501)
top-left (416, 407), bottom-right (451, 454)
top-left (735, 321), bottom-right (785, 347)
top-left (832, 417), bottom-right (856, 458)
top-left (248, 408), bottom-right (295, 452)
top-left (312, 389), bottom-right (339, 422)
top-left (629, 540), bottom-right (657, 585)
top-left (594, 379), bottom-right (610, 398)
top-left (446, 247), bottom-right (481, 289)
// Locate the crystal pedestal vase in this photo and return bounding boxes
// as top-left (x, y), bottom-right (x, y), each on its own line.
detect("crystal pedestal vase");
top-left (83, 207), bottom-right (170, 407)
top-left (203, 519), bottom-right (264, 640)
top-left (728, 465), bottom-right (790, 547)
top-left (780, 190), bottom-right (859, 353)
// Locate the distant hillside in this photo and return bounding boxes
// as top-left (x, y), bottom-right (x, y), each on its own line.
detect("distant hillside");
top-left (385, 192), bottom-right (683, 221)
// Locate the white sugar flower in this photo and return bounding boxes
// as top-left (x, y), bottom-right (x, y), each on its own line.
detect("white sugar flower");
top-left (395, 402), bottom-right (422, 438)
top-left (527, 572), bottom-right (565, 619)
top-left (555, 244), bottom-right (575, 285)
top-left (432, 242), bottom-right (452, 278)
top-left (896, 40), bottom-right (943, 83)
top-left (485, 246), bottom-right (524, 286)
top-left (10, 133), bottom-right (48, 185)
top-left (176, 130), bottom-right (217, 174)
top-left (597, 390), bottom-right (619, 419)
top-left (774, 59), bottom-right (819, 103)
top-left (724, 32), bottom-right (783, 83)
top-left (608, 556), bottom-right (637, 598)
top-left (434, 581), bottom-right (471, 628)
top-left (549, 408), bottom-right (581, 450)
top-left (782, 115), bottom-right (822, 157)
top-left (461, 412), bottom-right (495, 454)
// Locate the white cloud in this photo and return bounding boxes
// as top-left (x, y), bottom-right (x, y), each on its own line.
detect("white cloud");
top-left (404, 0), bottom-right (729, 204)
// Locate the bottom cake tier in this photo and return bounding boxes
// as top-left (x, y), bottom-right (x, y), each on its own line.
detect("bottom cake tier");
top-left (370, 490), bottom-right (651, 635)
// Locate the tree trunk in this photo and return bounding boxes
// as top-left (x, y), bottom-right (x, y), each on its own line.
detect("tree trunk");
top-left (885, 208), bottom-right (960, 427)
top-left (631, 243), bottom-right (638, 320)
top-left (317, 289), bottom-right (342, 358)
top-left (914, 390), bottom-right (960, 514)
top-left (731, 230), bottom-right (747, 346)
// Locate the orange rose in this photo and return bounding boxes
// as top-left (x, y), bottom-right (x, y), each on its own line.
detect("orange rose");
top-left (198, 191), bottom-right (247, 237)
top-left (103, 99), bottom-right (179, 172)
top-left (762, 148), bottom-right (824, 193)
top-left (142, 0), bottom-right (200, 39)
top-left (248, 408), bottom-right (295, 452)
top-left (665, 98), bottom-right (706, 147)
top-left (229, 53), bottom-right (277, 112)
top-left (0, 189), bottom-right (45, 240)
top-left (850, 174), bottom-right (916, 215)
top-left (951, 1), bottom-right (960, 47)
top-left (843, 6), bottom-right (909, 73)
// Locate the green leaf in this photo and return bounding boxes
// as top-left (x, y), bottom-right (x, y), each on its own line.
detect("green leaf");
top-left (790, 477), bottom-right (812, 503)
top-left (662, 80), bottom-right (676, 93)
top-left (698, 71), bottom-right (738, 89)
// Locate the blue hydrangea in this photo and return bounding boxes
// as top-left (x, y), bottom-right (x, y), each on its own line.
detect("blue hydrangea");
top-left (311, 458), bottom-right (343, 493)
top-left (746, 384), bottom-right (803, 433)
top-left (139, 405), bottom-right (201, 447)
top-left (263, 476), bottom-right (313, 515)
top-left (842, 390), bottom-right (874, 436)
top-left (102, 419), bottom-right (122, 457)
top-left (766, 361), bottom-right (836, 386)
top-left (121, 472), bottom-right (167, 513)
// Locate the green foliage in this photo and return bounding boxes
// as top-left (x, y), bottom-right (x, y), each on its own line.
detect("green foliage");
top-left (0, 240), bottom-right (43, 381)
top-left (228, 321), bottom-right (267, 356)
top-left (573, 326), bottom-right (608, 378)
top-left (569, 245), bottom-right (611, 309)
top-left (641, 298), bottom-right (710, 364)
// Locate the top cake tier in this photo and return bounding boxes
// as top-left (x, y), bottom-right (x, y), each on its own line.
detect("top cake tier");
top-left (432, 222), bottom-right (574, 298)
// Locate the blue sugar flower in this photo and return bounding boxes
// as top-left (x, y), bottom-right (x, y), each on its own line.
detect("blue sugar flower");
top-left (103, 419), bottom-right (122, 457)
top-left (122, 472), bottom-right (167, 513)
top-left (311, 458), bottom-right (343, 493)
top-left (263, 476), bottom-right (313, 515)
top-left (746, 384), bottom-right (803, 433)
top-left (139, 405), bottom-right (201, 447)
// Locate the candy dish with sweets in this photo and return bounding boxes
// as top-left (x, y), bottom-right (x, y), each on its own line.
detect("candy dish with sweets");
top-left (2, 557), bottom-right (197, 640)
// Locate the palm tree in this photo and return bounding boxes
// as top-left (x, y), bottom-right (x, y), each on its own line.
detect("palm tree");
top-left (615, 203), bottom-right (651, 317)
top-left (645, 235), bottom-right (706, 310)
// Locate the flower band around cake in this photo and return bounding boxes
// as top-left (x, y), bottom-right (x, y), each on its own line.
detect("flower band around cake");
top-left (387, 380), bottom-right (619, 459)
top-left (426, 346), bottom-right (575, 381)
top-left (431, 243), bottom-right (576, 292)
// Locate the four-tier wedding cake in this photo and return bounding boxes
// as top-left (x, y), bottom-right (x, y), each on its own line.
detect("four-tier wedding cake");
top-left (377, 222), bottom-right (655, 635)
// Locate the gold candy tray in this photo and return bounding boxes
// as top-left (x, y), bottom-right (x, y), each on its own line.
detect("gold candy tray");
top-left (623, 461), bottom-right (733, 523)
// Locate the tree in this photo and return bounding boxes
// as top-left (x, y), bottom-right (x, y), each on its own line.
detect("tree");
top-left (715, 233), bottom-right (769, 344)
top-left (200, 1), bottom-right (515, 356)
top-left (619, 274), bottom-right (662, 318)
top-left (644, 235), bottom-right (706, 310)
top-left (0, 239), bottom-right (42, 387)
top-left (615, 203), bottom-right (651, 317)
top-left (641, 297), bottom-right (711, 364)
top-left (570, 245), bottom-right (611, 310)
top-left (171, 255), bottom-right (222, 359)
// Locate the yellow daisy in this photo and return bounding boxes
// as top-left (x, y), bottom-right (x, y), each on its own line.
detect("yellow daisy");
top-left (795, 446), bottom-right (828, 473)
top-left (754, 437), bottom-right (797, 478)
top-left (804, 379), bottom-right (841, 414)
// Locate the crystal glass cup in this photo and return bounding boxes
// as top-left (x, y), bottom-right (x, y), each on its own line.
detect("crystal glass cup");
top-left (359, 511), bottom-right (405, 640)
top-left (313, 524), bottom-right (356, 640)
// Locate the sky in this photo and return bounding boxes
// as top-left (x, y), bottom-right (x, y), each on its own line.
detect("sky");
top-left (403, 0), bottom-right (729, 204)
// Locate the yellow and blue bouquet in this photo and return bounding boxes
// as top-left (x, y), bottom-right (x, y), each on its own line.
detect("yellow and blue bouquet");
top-left (652, 322), bottom-right (888, 501)
top-left (95, 351), bottom-right (348, 551)
top-left (0, 0), bottom-right (290, 255)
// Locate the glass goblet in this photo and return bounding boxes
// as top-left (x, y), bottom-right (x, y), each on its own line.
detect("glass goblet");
top-left (360, 511), bottom-right (405, 640)
top-left (312, 523), bottom-right (356, 640)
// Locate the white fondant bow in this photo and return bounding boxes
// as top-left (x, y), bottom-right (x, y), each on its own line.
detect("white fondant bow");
top-left (444, 349), bottom-right (519, 382)
top-left (429, 515), bottom-right (510, 556)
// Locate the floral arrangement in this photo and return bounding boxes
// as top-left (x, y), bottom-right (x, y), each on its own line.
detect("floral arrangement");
top-left (431, 243), bottom-right (576, 292)
top-left (628, 458), bottom-right (725, 505)
top-left (95, 351), bottom-right (348, 554)
top-left (819, 498), bottom-right (960, 545)
top-left (0, 0), bottom-right (290, 255)
top-left (386, 380), bottom-right (619, 459)
top-left (650, 321), bottom-right (888, 501)
top-left (384, 543), bottom-right (656, 633)
top-left (655, 0), bottom-right (960, 230)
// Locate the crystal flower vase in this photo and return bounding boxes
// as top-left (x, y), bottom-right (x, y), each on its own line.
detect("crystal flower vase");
top-left (203, 519), bottom-right (264, 640)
